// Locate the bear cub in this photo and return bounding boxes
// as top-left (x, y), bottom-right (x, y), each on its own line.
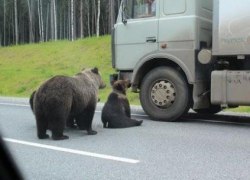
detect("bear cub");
top-left (30, 67), bottom-right (106, 140)
top-left (101, 80), bottom-right (143, 128)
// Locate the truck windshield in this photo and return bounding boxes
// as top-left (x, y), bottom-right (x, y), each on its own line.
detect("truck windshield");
top-left (123, 0), bottom-right (156, 19)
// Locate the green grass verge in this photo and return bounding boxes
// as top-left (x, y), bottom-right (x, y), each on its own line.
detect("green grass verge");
top-left (226, 106), bottom-right (250, 113)
top-left (0, 36), bottom-right (250, 112)
top-left (0, 36), bottom-right (140, 105)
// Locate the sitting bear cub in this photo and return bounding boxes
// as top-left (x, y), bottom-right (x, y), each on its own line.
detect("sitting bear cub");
top-left (101, 80), bottom-right (143, 128)
top-left (30, 67), bottom-right (106, 140)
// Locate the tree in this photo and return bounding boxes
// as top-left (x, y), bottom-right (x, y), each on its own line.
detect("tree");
top-left (86, 0), bottom-right (90, 37)
top-left (3, 0), bottom-right (6, 46)
top-left (71, 0), bottom-right (74, 41)
top-left (14, 0), bottom-right (18, 44)
top-left (45, 1), bottom-right (49, 41)
top-left (37, 0), bottom-right (44, 42)
top-left (0, 0), bottom-right (122, 46)
top-left (26, 0), bottom-right (34, 43)
top-left (52, 0), bottom-right (57, 40)
top-left (80, 0), bottom-right (83, 38)
top-left (110, 0), bottom-right (114, 33)
top-left (96, 0), bottom-right (100, 37)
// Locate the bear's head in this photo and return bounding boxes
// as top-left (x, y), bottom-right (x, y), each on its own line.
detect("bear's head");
top-left (91, 67), bottom-right (106, 89)
top-left (112, 80), bottom-right (131, 95)
top-left (78, 67), bottom-right (106, 89)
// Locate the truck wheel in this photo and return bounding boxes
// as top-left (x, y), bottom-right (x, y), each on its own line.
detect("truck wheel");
top-left (140, 67), bottom-right (190, 121)
top-left (193, 105), bottom-right (221, 114)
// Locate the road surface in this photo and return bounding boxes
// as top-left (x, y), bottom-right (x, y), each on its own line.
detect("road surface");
top-left (0, 97), bottom-right (250, 180)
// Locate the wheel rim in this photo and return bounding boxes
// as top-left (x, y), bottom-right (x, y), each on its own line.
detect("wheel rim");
top-left (150, 80), bottom-right (176, 108)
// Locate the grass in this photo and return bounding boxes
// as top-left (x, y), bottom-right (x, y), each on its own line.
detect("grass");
top-left (226, 106), bottom-right (250, 113)
top-left (0, 36), bottom-right (140, 105)
top-left (0, 36), bottom-right (249, 112)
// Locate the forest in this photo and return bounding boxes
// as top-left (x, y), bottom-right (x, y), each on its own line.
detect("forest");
top-left (0, 0), bottom-right (122, 46)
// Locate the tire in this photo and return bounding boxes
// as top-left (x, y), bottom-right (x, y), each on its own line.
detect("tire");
top-left (140, 66), bottom-right (190, 121)
top-left (193, 105), bottom-right (221, 114)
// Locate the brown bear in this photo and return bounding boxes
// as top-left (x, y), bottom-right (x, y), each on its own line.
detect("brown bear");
top-left (101, 80), bottom-right (143, 128)
top-left (30, 67), bottom-right (106, 140)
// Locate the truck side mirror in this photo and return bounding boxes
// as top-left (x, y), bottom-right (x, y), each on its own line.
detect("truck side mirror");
top-left (122, 3), bottom-right (127, 25)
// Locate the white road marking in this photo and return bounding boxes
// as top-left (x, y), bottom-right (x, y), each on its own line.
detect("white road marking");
top-left (0, 102), bottom-right (148, 117)
top-left (0, 102), bottom-right (29, 107)
top-left (3, 101), bottom-right (248, 125)
top-left (3, 138), bottom-right (140, 164)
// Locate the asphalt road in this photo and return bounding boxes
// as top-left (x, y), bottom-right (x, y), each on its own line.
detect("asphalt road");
top-left (1, 97), bottom-right (250, 180)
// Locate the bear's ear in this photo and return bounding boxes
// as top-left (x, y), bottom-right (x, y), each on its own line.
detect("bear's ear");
top-left (91, 67), bottom-right (99, 74)
top-left (111, 80), bottom-right (115, 86)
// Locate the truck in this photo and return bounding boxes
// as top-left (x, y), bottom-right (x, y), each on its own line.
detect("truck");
top-left (111, 0), bottom-right (250, 121)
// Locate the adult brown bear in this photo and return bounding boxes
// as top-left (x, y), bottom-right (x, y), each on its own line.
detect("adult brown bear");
top-left (30, 67), bottom-right (106, 140)
top-left (101, 80), bottom-right (143, 128)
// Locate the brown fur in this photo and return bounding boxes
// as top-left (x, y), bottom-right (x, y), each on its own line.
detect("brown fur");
top-left (101, 80), bottom-right (143, 128)
top-left (30, 67), bottom-right (105, 140)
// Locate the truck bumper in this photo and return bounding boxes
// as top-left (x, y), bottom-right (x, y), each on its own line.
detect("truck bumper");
top-left (109, 71), bottom-right (133, 85)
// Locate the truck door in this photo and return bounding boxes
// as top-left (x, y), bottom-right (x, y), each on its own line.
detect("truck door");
top-left (114, 0), bottom-right (159, 70)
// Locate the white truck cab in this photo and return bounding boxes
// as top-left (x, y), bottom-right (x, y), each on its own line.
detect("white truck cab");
top-left (111, 0), bottom-right (250, 121)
